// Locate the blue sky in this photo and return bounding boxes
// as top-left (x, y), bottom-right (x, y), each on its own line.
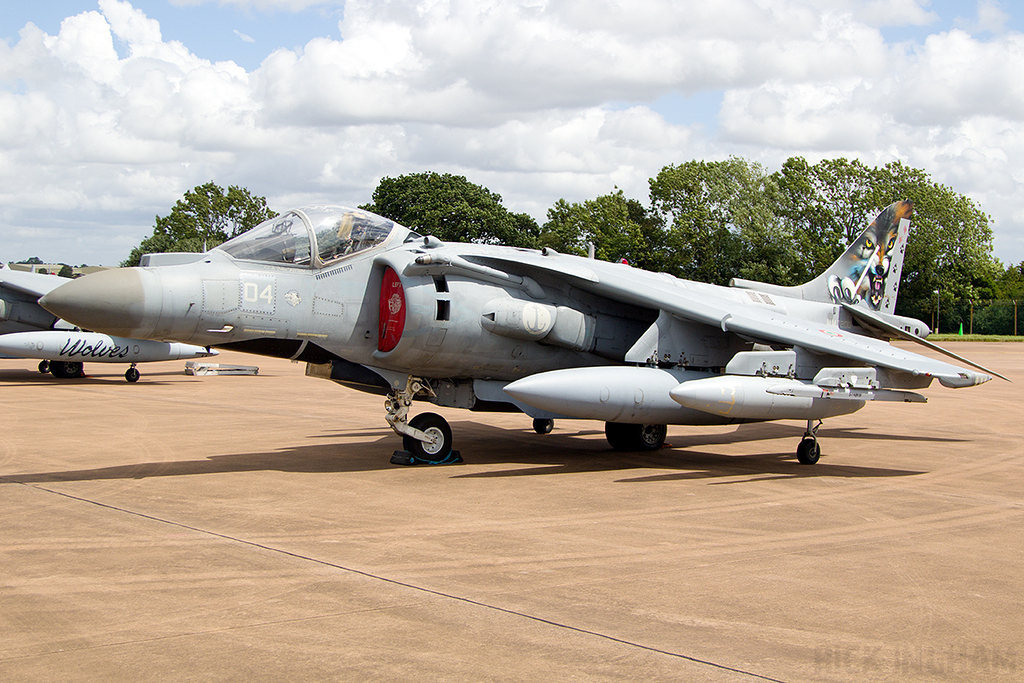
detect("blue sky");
top-left (0, 1), bottom-right (344, 69)
top-left (883, 0), bottom-right (1023, 38)
top-left (2, 1), bottom-right (1023, 267)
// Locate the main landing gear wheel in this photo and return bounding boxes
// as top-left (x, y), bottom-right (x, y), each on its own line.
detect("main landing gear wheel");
top-left (533, 418), bottom-right (554, 434)
top-left (49, 361), bottom-right (84, 379)
top-left (125, 366), bottom-right (141, 383)
top-left (402, 412), bottom-right (454, 462)
top-left (605, 422), bottom-right (668, 451)
top-left (796, 419), bottom-right (822, 465)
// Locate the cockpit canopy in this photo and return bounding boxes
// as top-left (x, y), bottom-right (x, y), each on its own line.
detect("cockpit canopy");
top-left (217, 206), bottom-right (399, 267)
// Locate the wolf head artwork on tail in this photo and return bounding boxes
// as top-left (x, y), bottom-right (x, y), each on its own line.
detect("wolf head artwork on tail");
top-left (826, 201), bottom-right (913, 312)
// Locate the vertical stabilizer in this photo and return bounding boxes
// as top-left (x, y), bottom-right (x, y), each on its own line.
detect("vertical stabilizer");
top-left (794, 200), bottom-right (913, 313)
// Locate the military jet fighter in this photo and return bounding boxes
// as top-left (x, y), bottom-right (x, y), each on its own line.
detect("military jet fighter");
top-left (39, 200), bottom-right (1003, 463)
top-left (0, 264), bottom-right (216, 381)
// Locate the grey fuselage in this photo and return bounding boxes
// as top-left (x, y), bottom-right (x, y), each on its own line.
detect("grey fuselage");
top-left (41, 205), bottom-right (953, 426)
top-left (66, 218), bottom-right (863, 381)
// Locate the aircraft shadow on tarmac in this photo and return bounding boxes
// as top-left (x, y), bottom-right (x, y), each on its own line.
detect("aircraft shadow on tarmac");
top-left (3, 421), bottom-right (951, 485)
top-left (448, 421), bottom-right (937, 481)
top-left (0, 368), bottom-right (184, 385)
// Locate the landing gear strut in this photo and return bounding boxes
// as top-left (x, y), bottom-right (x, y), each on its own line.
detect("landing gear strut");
top-left (385, 377), bottom-right (461, 465)
top-left (797, 419), bottom-right (822, 465)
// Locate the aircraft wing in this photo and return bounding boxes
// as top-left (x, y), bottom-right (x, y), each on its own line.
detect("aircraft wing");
top-left (716, 309), bottom-right (990, 388)
top-left (473, 252), bottom-right (992, 389)
top-left (0, 265), bottom-right (67, 299)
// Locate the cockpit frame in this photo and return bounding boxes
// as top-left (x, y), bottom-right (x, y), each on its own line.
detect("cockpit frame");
top-left (217, 205), bottom-right (404, 270)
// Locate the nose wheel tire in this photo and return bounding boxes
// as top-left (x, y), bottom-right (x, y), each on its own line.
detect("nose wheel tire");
top-left (797, 437), bottom-right (821, 465)
top-left (402, 412), bottom-right (454, 462)
top-left (125, 366), bottom-right (141, 383)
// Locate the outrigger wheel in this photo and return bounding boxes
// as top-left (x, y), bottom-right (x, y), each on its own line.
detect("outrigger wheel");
top-left (797, 420), bottom-right (823, 465)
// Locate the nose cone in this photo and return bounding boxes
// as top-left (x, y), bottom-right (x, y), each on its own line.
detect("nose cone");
top-left (40, 268), bottom-right (162, 338)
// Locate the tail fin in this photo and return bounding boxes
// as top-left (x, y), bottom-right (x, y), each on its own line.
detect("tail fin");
top-left (795, 200), bottom-right (913, 313)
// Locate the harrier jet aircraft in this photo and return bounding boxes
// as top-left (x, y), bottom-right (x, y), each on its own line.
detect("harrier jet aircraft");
top-left (40, 201), bottom-right (1002, 462)
top-left (0, 264), bottom-right (216, 381)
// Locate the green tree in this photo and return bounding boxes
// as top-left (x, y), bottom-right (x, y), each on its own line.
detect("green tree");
top-left (648, 158), bottom-right (801, 286)
top-left (869, 161), bottom-right (997, 302)
top-left (361, 172), bottom-right (540, 248)
top-left (57, 264), bottom-right (74, 278)
top-left (770, 157), bottom-right (877, 277)
top-left (540, 190), bottom-right (664, 270)
top-left (994, 261), bottom-right (1024, 300)
top-left (123, 182), bottom-right (277, 266)
top-left (770, 157), bottom-right (997, 302)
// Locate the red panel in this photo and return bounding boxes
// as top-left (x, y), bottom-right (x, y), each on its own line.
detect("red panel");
top-left (378, 266), bottom-right (406, 352)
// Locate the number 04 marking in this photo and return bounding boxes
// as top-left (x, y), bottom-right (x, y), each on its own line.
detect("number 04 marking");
top-left (243, 282), bottom-right (273, 304)
top-left (239, 274), bottom-right (276, 314)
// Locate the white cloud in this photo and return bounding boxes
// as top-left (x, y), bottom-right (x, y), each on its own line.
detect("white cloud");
top-left (1, 0), bottom-right (1024, 265)
top-left (892, 30), bottom-right (1024, 125)
top-left (101, 0), bottom-right (163, 48)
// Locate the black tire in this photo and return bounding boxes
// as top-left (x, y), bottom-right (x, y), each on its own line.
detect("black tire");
top-left (38, 360), bottom-right (50, 374)
top-left (533, 418), bottom-right (554, 434)
top-left (605, 422), bottom-right (667, 451)
top-left (50, 361), bottom-right (84, 379)
top-left (797, 438), bottom-right (821, 465)
top-left (125, 367), bottom-right (141, 383)
top-left (402, 412), bottom-right (453, 462)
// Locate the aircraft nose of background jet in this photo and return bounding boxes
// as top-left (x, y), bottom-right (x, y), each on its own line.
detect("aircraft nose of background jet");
top-left (40, 267), bottom-right (161, 339)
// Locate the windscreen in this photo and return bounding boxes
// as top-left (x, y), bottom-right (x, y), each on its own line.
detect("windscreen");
top-left (218, 213), bottom-right (312, 265)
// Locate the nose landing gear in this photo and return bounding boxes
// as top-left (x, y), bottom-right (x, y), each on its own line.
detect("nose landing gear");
top-left (385, 377), bottom-right (462, 465)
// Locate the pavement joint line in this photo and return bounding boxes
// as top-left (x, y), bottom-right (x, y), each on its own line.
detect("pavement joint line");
top-left (10, 479), bottom-right (791, 683)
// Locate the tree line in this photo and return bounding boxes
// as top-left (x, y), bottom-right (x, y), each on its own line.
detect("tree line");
top-left (125, 159), bottom-right (1024, 313)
